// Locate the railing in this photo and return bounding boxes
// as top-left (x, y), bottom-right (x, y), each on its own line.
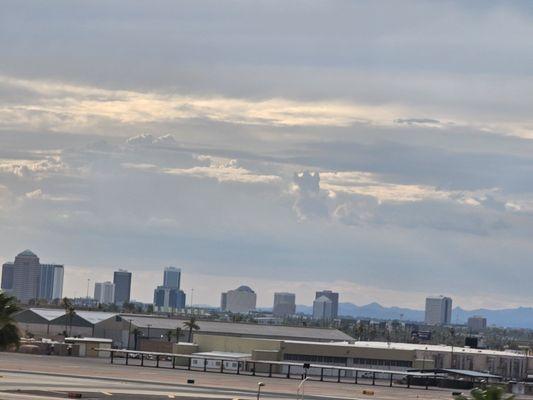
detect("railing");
top-left (94, 348), bottom-right (438, 390)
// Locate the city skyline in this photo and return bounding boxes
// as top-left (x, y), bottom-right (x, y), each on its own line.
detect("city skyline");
top-left (2, 2), bottom-right (533, 311)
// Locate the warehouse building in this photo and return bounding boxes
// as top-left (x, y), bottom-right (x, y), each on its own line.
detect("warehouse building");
top-left (93, 314), bottom-right (353, 347)
top-left (191, 335), bottom-right (529, 380)
top-left (14, 308), bottom-right (116, 338)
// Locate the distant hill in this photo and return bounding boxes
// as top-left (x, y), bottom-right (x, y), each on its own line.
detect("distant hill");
top-left (295, 302), bottom-right (533, 329)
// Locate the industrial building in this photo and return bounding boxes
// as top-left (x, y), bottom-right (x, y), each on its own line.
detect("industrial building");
top-left (13, 308), bottom-right (532, 380)
top-left (190, 335), bottom-right (530, 380)
top-left (14, 308), bottom-right (116, 338)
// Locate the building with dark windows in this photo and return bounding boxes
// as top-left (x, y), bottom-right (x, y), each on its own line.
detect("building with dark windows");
top-left (153, 286), bottom-right (186, 312)
top-left (1, 250), bottom-right (64, 303)
top-left (163, 266), bottom-right (181, 288)
top-left (315, 290), bottom-right (339, 318)
top-left (1, 262), bottom-right (14, 294)
top-left (153, 267), bottom-right (186, 313)
top-left (273, 292), bottom-right (296, 317)
top-left (113, 269), bottom-right (132, 305)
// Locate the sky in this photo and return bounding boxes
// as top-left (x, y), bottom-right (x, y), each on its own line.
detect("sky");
top-left (1, 1), bottom-right (533, 310)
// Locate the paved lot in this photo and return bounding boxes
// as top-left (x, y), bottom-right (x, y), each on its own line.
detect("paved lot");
top-left (0, 352), bottom-right (522, 400)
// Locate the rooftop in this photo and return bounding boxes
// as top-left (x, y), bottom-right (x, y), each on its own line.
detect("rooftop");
top-left (285, 340), bottom-right (524, 357)
top-left (17, 249), bottom-right (37, 257)
top-left (114, 314), bottom-right (352, 341)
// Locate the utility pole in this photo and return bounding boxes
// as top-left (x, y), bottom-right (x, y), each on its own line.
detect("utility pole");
top-left (86, 279), bottom-right (90, 298)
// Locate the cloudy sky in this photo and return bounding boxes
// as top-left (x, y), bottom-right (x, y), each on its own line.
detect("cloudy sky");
top-left (2, 1), bottom-right (533, 310)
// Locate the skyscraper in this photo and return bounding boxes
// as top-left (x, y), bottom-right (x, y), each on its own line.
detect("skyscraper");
top-left (94, 281), bottom-right (115, 304)
top-left (221, 286), bottom-right (257, 313)
top-left (315, 290), bottom-right (339, 318)
top-left (113, 269), bottom-right (132, 305)
top-left (163, 267), bottom-right (181, 288)
top-left (1, 262), bottom-right (14, 293)
top-left (39, 264), bottom-right (64, 301)
top-left (2, 250), bottom-right (64, 303)
top-left (153, 266), bottom-right (186, 313)
top-left (11, 250), bottom-right (41, 303)
top-left (273, 292), bottom-right (296, 317)
top-left (425, 296), bottom-right (452, 325)
top-left (153, 286), bottom-right (186, 312)
top-left (313, 295), bottom-right (334, 320)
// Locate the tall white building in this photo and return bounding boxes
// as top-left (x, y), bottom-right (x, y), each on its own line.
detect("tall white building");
top-left (94, 281), bottom-right (115, 304)
top-left (425, 295), bottom-right (452, 325)
top-left (313, 295), bottom-right (333, 320)
top-left (221, 285), bottom-right (257, 313)
top-left (273, 292), bottom-right (296, 317)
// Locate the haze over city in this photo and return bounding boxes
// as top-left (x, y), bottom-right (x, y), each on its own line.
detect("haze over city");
top-left (3, 0), bottom-right (533, 311)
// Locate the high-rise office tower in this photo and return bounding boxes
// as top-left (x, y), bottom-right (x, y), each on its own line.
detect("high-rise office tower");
top-left (94, 281), bottom-right (115, 304)
top-left (113, 269), bottom-right (132, 305)
top-left (163, 267), bottom-right (181, 288)
top-left (313, 295), bottom-right (334, 320)
top-left (1, 262), bottom-right (14, 293)
top-left (220, 292), bottom-right (228, 311)
top-left (39, 264), bottom-right (64, 301)
top-left (11, 250), bottom-right (41, 303)
top-left (273, 292), bottom-right (296, 317)
top-left (425, 296), bottom-right (452, 325)
top-left (153, 286), bottom-right (186, 312)
top-left (467, 316), bottom-right (487, 332)
top-left (221, 286), bottom-right (257, 313)
top-left (2, 250), bottom-right (64, 303)
top-left (315, 290), bottom-right (339, 318)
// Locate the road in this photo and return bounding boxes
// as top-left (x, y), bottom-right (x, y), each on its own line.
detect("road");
top-left (0, 352), bottom-right (514, 400)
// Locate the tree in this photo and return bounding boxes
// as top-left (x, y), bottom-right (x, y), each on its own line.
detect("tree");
top-left (62, 297), bottom-right (76, 336)
top-left (454, 385), bottom-right (515, 400)
top-left (184, 316), bottom-right (200, 342)
top-left (175, 327), bottom-right (182, 343)
top-left (0, 292), bottom-right (20, 350)
top-left (165, 330), bottom-right (173, 342)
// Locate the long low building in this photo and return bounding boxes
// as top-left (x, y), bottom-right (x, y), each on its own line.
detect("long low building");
top-left (14, 308), bottom-right (116, 338)
top-left (93, 314), bottom-right (353, 346)
top-left (14, 308), bottom-right (353, 345)
top-left (192, 334), bottom-right (531, 380)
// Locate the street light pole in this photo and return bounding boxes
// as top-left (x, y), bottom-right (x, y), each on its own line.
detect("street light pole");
top-left (127, 319), bottom-right (132, 349)
top-left (297, 377), bottom-right (309, 400)
top-left (256, 382), bottom-right (265, 400)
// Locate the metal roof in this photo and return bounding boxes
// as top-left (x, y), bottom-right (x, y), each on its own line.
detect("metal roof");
top-left (27, 308), bottom-right (117, 325)
top-left (410, 369), bottom-right (501, 379)
top-left (115, 315), bottom-right (353, 341)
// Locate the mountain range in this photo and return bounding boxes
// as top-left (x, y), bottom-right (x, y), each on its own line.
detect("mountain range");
top-left (294, 302), bottom-right (533, 329)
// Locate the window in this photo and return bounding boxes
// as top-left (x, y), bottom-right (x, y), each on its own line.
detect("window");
top-left (353, 358), bottom-right (412, 368)
top-left (284, 354), bottom-right (347, 364)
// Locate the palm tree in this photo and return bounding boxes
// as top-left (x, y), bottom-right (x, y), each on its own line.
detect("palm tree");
top-left (62, 297), bottom-right (76, 336)
top-left (0, 292), bottom-right (20, 350)
top-left (175, 327), bottom-right (182, 343)
top-left (454, 385), bottom-right (515, 400)
top-left (184, 316), bottom-right (200, 342)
